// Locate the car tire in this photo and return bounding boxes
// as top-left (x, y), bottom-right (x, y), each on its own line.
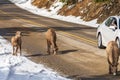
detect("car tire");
top-left (97, 34), bottom-right (104, 48)
top-left (116, 38), bottom-right (120, 48)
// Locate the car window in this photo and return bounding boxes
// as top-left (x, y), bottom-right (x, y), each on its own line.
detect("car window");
top-left (105, 17), bottom-right (113, 26)
top-left (105, 17), bottom-right (117, 27)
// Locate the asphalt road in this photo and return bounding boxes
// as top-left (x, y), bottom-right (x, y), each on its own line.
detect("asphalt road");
top-left (0, 0), bottom-right (120, 80)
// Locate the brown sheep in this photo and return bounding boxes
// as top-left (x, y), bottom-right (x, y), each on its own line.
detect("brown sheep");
top-left (106, 41), bottom-right (120, 75)
top-left (11, 31), bottom-right (22, 56)
top-left (45, 28), bottom-right (58, 55)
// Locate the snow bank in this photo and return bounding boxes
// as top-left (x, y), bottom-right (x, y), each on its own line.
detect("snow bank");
top-left (9, 0), bottom-right (99, 27)
top-left (9, 0), bottom-right (28, 4)
top-left (0, 36), bottom-right (70, 80)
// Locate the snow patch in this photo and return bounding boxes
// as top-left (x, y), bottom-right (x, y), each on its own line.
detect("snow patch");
top-left (0, 36), bottom-right (70, 80)
top-left (9, 0), bottom-right (28, 4)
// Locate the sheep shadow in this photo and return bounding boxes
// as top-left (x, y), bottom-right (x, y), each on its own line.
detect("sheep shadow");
top-left (58, 49), bottom-right (78, 55)
top-left (24, 53), bottom-right (49, 57)
top-left (25, 49), bottom-right (78, 57)
top-left (67, 75), bottom-right (106, 80)
top-left (67, 73), bottom-right (120, 80)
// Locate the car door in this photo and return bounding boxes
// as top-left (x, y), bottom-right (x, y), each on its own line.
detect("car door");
top-left (101, 17), bottom-right (116, 45)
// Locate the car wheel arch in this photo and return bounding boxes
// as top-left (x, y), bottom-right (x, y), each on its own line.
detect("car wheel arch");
top-left (97, 32), bottom-right (101, 38)
top-left (115, 37), bottom-right (119, 41)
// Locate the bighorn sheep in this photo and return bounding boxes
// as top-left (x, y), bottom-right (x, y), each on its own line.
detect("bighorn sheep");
top-left (45, 28), bottom-right (58, 55)
top-left (106, 41), bottom-right (120, 75)
top-left (11, 31), bottom-right (22, 56)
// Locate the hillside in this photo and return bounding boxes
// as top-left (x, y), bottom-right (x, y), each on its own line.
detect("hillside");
top-left (32, 0), bottom-right (120, 23)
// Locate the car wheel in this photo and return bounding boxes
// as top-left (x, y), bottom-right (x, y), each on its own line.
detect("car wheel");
top-left (97, 34), bottom-right (104, 48)
top-left (116, 38), bottom-right (120, 48)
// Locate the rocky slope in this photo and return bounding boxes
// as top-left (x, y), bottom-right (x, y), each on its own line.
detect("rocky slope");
top-left (32, 0), bottom-right (120, 23)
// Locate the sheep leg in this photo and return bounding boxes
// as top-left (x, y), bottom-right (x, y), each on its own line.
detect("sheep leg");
top-left (51, 45), bottom-right (54, 54)
top-left (54, 42), bottom-right (58, 52)
top-left (52, 41), bottom-right (57, 55)
top-left (12, 46), bottom-right (15, 55)
top-left (15, 47), bottom-right (18, 56)
top-left (19, 45), bottom-right (22, 56)
top-left (109, 64), bottom-right (112, 74)
top-left (47, 40), bottom-right (50, 55)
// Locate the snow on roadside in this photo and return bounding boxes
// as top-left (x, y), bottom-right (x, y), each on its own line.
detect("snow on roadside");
top-left (9, 0), bottom-right (28, 4)
top-left (9, 0), bottom-right (99, 28)
top-left (0, 36), bottom-right (70, 80)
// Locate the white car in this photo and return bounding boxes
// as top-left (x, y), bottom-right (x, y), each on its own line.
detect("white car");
top-left (96, 16), bottom-right (120, 48)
